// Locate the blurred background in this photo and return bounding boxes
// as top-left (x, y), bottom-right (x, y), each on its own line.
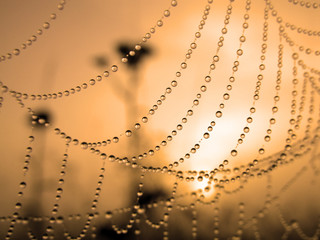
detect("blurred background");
top-left (0, 0), bottom-right (320, 239)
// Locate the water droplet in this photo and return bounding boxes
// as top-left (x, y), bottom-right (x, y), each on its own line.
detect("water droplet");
top-left (43, 22), bottom-right (50, 29)
top-left (200, 85), bottom-right (207, 92)
top-left (203, 133), bottom-right (210, 139)
top-left (164, 10), bottom-right (170, 17)
top-left (272, 106), bottom-right (278, 113)
top-left (20, 182), bottom-right (27, 189)
top-left (89, 79), bottom-right (95, 85)
top-left (103, 71), bottom-right (110, 77)
top-left (81, 142), bottom-right (88, 149)
top-left (13, 49), bottom-right (20, 56)
top-left (15, 203), bottom-right (22, 209)
top-left (50, 13), bottom-right (57, 20)
top-left (264, 135), bottom-right (270, 142)
top-left (111, 65), bottom-right (118, 72)
top-left (105, 211), bottom-right (113, 219)
top-left (157, 20), bottom-right (163, 27)
top-left (259, 148), bottom-right (265, 154)
top-left (161, 141), bottom-right (167, 146)
top-left (171, 80), bottom-right (177, 87)
top-left (81, 83), bottom-right (88, 89)
top-left (231, 150), bottom-right (237, 156)
top-left (223, 93), bottom-right (230, 100)
top-left (187, 110), bottom-right (193, 116)
top-left (142, 117), bottom-right (148, 123)
top-left (171, 0), bottom-right (178, 7)
top-left (181, 62), bottom-right (187, 69)
top-left (270, 118), bottom-right (276, 124)
top-left (190, 42), bottom-right (197, 49)
top-left (38, 118), bottom-right (46, 124)
top-left (113, 137), bottom-right (119, 143)
top-left (100, 153), bottom-right (107, 160)
top-left (57, 4), bottom-right (64, 10)
top-left (125, 130), bottom-right (132, 137)
top-left (216, 111), bottom-right (222, 118)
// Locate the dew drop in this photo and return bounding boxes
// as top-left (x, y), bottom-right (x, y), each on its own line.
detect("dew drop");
top-left (203, 133), bottom-right (210, 139)
top-left (259, 148), bottom-right (265, 154)
top-left (223, 94), bottom-right (231, 101)
top-left (19, 182), bottom-right (27, 189)
top-left (171, 0), bottom-right (177, 7)
top-left (157, 20), bottom-right (163, 27)
top-left (205, 76), bottom-right (211, 82)
top-left (103, 71), bottom-right (109, 77)
top-left (125, 130), bottom-right (132, 137)
top-left (164, 10), bottom-right (170, 17)
top-left (81, 142), bottom-right (88, 149)
top-left (181, 62), bottom-right (187, 69)
top-left (187, 110), bottom-right (193, 116)
top-left (142, 117), bottom-right (148, 123)
top-left (89, 79), bottom-right (95, 85)
top-left (111, 65), bottom-right (118, 72)
top-left (171, 80), bottom-right (178, 87)
top-left (43, 22), bottom-right (50, 29)
top-left (264, 135), bottom-right (271, 142)
top-left (272, 106), bottom-right (278, 113)
top-left (13, 49), bottom-right (20, 56)
top-left (108, 155), bottom-right (115, 162)
top-left (216, 111), bottom-right (222, 118)
top-left (231, 150), bottom-right (237, 156)
top-left (50, 13), bottom-right (57, 20)
top-left (15, 203), bottom-right (22, 209)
